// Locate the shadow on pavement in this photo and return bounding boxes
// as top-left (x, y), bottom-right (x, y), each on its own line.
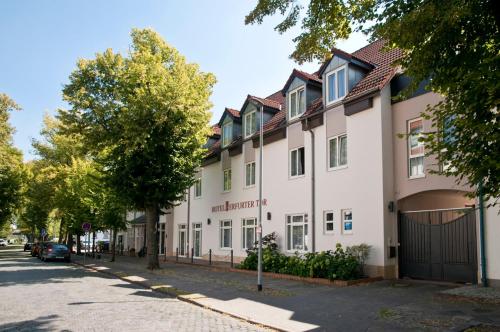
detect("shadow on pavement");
top-left (0, 314), bottom-right (59, 332)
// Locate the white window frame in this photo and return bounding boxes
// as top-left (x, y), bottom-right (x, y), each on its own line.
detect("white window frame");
top-left (288, 86), bottom-right (305, 120)
top-left (242, 218), bottom-right (257, 249)
top-left (324, 211), bottom-right (335, 235)
top-left (408, 118), bottom-right (425, 179)
top-left (244, 110), bottom-right (257, 138)
top-left (194, 177), bottom-right (202, 198)
top-left (222, 121), bottom-right (233, 147)
top-left (326, 65), bottom-right (348, 105)
top-left (286, 214), bottom-right (308, 252)
top-left (220, 220), bottom-right (232, 249)
top-left (223, 168), bottom-right (232, 192)
top-left (341, 209), bottom-right (353, 235)
top-left (178, 224), bottom-right (187, 256)
top-left (328, 134), bottom-right (348, 170)
top-left (245, 162), bottom-right (256, 188)
top-left (289, 147), bottom-right (305, 178)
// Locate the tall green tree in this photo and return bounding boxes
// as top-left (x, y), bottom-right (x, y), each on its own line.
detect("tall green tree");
top-left (0, 93), bottom-right (24, 228)
top-left (246, 0), bottom-right (500, 204)
top-left (62, 28), bottom-right (216, 269)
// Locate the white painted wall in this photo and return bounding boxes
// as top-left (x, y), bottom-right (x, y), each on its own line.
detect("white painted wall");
top-left (484, 202), bottom-right (500, 286)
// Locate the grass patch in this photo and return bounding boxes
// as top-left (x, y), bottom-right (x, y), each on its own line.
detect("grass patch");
top-left (378, 308), bottom-right (397, 319)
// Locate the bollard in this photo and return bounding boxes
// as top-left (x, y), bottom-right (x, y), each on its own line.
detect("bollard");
top-left (191, 247), bottom-right (194, 263)
top-left (231, 249), bottom-right (233, 268)
top-left (209, 249), bottom-right (212, 265)
top-left (176, 248), bottom-right (179, 262)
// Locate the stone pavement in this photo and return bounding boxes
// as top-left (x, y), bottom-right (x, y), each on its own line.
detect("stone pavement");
top-left (0, 249), bottom-right (269, 332)
top-left (72, 253), bottom-right (500, 332)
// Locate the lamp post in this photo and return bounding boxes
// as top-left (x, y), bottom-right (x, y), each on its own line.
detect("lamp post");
top-left (257, 103), bottom-right (264, 292)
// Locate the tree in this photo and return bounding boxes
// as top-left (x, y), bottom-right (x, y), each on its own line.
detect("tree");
top-left (62, 28), bottom-right (216, 269)
top-left (246, 0), bottom-right (500, 204)
top-left (0, 93), bottom-right (24, 228)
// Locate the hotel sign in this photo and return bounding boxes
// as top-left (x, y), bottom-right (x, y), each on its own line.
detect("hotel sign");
top-left (212, 199), bottom-right (268, 213)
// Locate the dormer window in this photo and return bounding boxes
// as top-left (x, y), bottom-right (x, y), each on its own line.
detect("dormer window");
top-left (326, 65), bottom-right (347, 105)
top-left (244, 110), bottom-right (257, 138)
top-left (222, 121), bottom-right (232, 147)
top-left (289, 87), bottom-right (305, 120)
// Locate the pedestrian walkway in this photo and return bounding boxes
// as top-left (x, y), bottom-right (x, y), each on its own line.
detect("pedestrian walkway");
top-left (72, 254), bottom-right (500, 332)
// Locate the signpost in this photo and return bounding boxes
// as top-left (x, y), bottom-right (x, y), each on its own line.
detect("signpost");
top-left (82, 223), bottom-right (91, 265)
top-left (40, 228), bottom-right (47, 241)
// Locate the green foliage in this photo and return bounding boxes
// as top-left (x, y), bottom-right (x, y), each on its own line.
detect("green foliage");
top-left (61, 28), bottom-right (216, 268)
top-left (246, 0), bottom-right (500, 204)
top-left (0, 93), bottom-right (24, 228)
top-left (238, 234), bottom-right (361, 280)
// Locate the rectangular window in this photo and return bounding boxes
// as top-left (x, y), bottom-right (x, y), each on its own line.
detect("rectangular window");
top-left (222, 122), bottom-right (232, 147)
top-left (342, 210), bottom-right (353, 235)
top-left (408, 118), bottom-right (424, 178)
top-left (244, 111), bottom-right (257, 138)
top-left (220, 220), bottom-right (232, 249)
top-left (328, 134), bottom-right (347, 169)
top-left (245, 162), bottom-right (256, 187)
top-left (289, 87), bottom-right (305, 119)
top-left (242, 218), bottom-right (257, 249)
top-left (326, 65), bottom-right (347, 104)
top-left (194, 177), bottom-right (202, 198)
top-left (290, 147), bottom-right (305, 177)
top-left (324, 211), bottom-right (334, 234)
top-left (286, 214), bottom-right (308, 251)
top-left (223, 168), bottom-right (232, 192)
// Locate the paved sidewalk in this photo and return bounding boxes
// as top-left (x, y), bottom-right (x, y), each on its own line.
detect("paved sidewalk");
top-left (72, 254), bottom-right (500, 332)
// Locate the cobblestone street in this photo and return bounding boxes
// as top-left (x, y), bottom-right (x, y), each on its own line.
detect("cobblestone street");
top-left (0, 248), bottom-right (268, 332)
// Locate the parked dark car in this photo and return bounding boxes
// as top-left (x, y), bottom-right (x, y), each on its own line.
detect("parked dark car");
top-left (40, 243), bottom-right (70, 262)
top-left (24, 243), bottom-right (33, 251)
top-left (30, 243), bottom-right (42, 257)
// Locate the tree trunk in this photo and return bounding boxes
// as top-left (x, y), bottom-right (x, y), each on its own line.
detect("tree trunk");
top-left (92, 231), bottom-right (96, 258)
top-left (145, 204), bottom-right (160, 269)
top-left (76, 234), bottom-right (81, 255)
top-left (67, 230), bottom-right (73, 255)
top-left (58, 218), bottom-right (64, 244)
top-left (111, 227), bottom-right (117, 262)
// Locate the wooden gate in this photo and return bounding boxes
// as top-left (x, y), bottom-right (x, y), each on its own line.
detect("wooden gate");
top-left (398, 208), bottom-right (477, 283)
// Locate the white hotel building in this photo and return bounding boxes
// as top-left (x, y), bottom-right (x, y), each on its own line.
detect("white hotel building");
top-left (119, 40), bottom-right (499, 286)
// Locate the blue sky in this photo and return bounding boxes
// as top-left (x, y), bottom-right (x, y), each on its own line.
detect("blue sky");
top-left (0, 0), bottom-right (367, 160)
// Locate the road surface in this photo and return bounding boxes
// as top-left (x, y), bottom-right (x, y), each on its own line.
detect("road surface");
top-left (0, 248), bottom-right (267, 331)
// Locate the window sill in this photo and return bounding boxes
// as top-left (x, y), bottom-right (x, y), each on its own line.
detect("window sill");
top-left (289, 174), bottom-right (306, 180)
top-left (408, 174), bottom-right (426, 180)
top-left (328, 165), bottom-right (348, 172)
top-left (222, 190), bottom-right (231, 194)
top-left (194, 196), bottom-right (202, 200)
top-left (342, 232), bottom-right (353, 235)
top-left (219, 247), bottom-right (232, 251)
top-left (243, 185), bottom-right (256, 190)
top-left (325, 98), bottom-right (345, 109)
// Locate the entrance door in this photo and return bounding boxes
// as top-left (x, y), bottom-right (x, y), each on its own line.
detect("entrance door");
top-left (178, 225), bottom-right (187, 256)
top-left (399, 208), bottom-right (477, 283)
top-left (193, 223), bottom-right (202, 258)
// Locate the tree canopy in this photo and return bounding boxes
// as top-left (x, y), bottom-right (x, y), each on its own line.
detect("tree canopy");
top-left (61, 28), bottom-right (216, 268)
top-left (0, 93), bottom-right (24, 228)
top-left (246, 0), bottom-right (500, 204)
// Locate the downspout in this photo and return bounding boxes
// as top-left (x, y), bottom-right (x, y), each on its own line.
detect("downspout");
top-left (187, 187), bottom-right (191, 258)
top-left (478, 181), bottom-right (488, 287)
top-left (306, 117), bottom-right (316, 253)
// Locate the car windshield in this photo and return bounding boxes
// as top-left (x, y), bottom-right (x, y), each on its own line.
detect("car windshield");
top-left (52, 244), bottom-right (68, 250)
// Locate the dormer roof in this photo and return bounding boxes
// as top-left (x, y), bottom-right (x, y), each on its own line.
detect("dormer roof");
top-left (217, 107), bottom-right (241, 126)
top-left (282, 69), bottom-right (322, 94)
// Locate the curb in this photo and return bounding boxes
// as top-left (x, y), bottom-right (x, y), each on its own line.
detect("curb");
top-left (72, 260), bottom-right (281, 332)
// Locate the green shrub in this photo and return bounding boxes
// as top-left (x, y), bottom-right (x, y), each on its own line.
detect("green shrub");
top-left (237, 234), bottom-right (364, 281)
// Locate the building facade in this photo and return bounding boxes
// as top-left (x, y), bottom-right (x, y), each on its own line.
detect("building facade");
top-left (119, 40), bottom-right (499, 285)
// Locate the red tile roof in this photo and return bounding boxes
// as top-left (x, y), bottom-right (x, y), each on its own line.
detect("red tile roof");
top-left (225, 108), bottom-right (240, 118)
top-left (301, 97), bottom-right (323, 118)
top-left (247, 95), bottom-right (282, 110)
top-left (211, 124), bottom-right (221, 136)
top-left (343, 40), bottom-right (403, 102)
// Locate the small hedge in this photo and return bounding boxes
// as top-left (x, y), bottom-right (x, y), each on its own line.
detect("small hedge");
top-left (237, 232), bottom-right (363, 281)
